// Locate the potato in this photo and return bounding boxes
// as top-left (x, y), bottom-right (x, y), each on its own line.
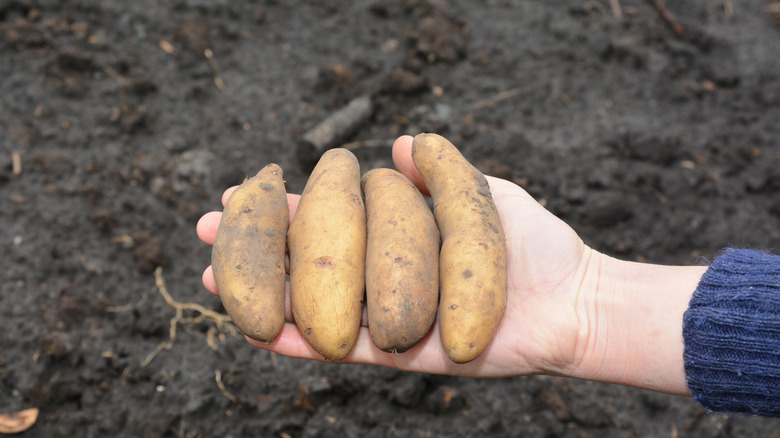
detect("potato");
top-left (411, 133), bottom-right (507, 363)
top-left (211, 163), bottom-right (288, 344)
top-left (288, 148), bottom-right (366, 361)
top-left (362, 168), bottom-right (440, 353)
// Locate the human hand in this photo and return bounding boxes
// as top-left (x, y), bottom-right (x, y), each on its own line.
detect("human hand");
top-left (196, 135), bottom-right (704, 394)
top-left (197, 135), bottom-right (590, 378)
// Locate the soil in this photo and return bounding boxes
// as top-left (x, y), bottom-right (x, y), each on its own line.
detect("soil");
top-left (2, 0), bottom-right (780, 436)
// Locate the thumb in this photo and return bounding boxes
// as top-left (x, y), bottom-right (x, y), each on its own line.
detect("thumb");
top-left (392, 135), bottom-right (430, 196)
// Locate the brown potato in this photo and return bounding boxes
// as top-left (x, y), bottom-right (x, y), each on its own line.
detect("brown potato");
top-left (288, 148), bottom-right (366, 361)
top-left (411, 133), bottom-right (507, 363)
top-left (211, 163), bottom-right (288, 344)
top-left (362, 168), bottom-right (440, 353)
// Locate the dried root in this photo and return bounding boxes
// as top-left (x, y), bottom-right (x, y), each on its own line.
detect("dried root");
top-left (140, 267), bottom-right (240, 367)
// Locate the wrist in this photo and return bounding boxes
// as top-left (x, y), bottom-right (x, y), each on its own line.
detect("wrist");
top-left (567, 252), bottom-right (706, 395)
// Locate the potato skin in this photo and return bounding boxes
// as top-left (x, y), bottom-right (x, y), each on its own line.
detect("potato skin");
top-left (211, 163), bottom-right (288, 344)
top-left (411, 133), bottom-right (507, 363)
top-left (288, 148), bottom-right (366, 361)
top-left (362, 168), bottom-right (440, 353)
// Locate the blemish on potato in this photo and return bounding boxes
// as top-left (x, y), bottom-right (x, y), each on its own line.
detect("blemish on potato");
top-left (314, 256), bottom-right (335, 268)
top-left (462, 269), bottom-right (472, 278)
top-left (393, 256), bottom-right (413, 266)
top-left (259, 182), bottom-right (274, 191)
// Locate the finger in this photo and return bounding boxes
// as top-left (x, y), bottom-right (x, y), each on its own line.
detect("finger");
top-left (246, 323), bottom-right (329, 360)
top-left (196, 211), bottom-right (223, 246)
top-left (345, 323), bottom-right (445, 370)
top-left (392, 135), bottom-right (429, 196)
top-left (484, 174), bottom-right (557, 237)
top-left (485, 175), bottom-right (538, 207)
top-left (202, 265), bottom-right (219, 295)
top-left (221, 186), bottom-right (238, 207)
top-left (286, 193), bottom-right (300, 225)
top-left (247, 319), bottom-right (484, 376)
top-left (247, 324), bottom-right (398, 364)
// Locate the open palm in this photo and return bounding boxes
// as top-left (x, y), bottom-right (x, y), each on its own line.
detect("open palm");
top-left (197, 135), bottom-right (591, 378)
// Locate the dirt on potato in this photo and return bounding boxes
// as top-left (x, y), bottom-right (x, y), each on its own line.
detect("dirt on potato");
top-left (1, 0), bottom-right (779, 437)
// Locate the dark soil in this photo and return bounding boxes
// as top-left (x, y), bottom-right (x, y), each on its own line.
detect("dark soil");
top-left (2, 0), bottom-right (780, 436)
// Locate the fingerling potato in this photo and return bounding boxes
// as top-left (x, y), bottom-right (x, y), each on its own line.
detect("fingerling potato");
top-left (288, 148), bottom-right (366, 362)
top-left (411, 133), bottom-right (507, 364)
top-left (211, 163), bottom-right (288, 344)
top-left (362, 168), bottom-right (439, 353)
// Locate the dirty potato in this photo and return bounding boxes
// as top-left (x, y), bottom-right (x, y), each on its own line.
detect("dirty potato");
top-left (362, 168), bottom-right (439, 353)
top-left (411, 133), bottom-right (507, 364)
top-left (211, 163), bottom-right (288, 344)
top-left (288, 148), bottom-right (366, 362)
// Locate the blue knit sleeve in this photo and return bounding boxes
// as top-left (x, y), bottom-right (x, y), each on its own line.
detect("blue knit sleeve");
top-left (683, 248), bottom-right (780, 417)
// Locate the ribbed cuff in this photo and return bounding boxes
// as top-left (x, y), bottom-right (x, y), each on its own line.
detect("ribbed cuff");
top-left (683, 248), bottom-right (780, 417)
